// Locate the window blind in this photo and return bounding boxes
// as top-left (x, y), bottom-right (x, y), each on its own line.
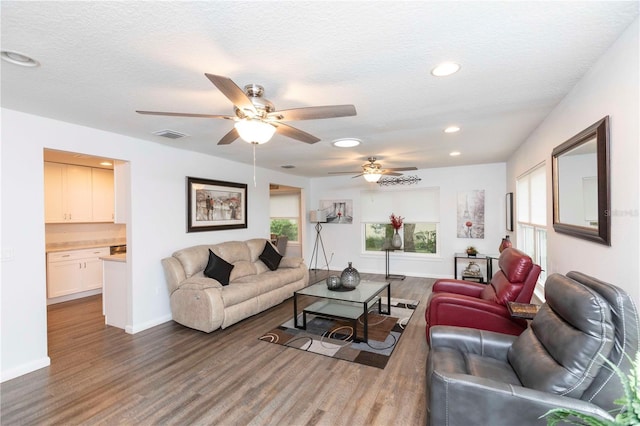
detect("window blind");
top-left (270, 193), bottom-right (299, 217)
top-left (360, 187), bottom-right (440, 223)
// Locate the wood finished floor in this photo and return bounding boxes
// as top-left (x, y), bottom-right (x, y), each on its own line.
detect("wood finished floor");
top-left (1, 271), bottom-right (433, 425)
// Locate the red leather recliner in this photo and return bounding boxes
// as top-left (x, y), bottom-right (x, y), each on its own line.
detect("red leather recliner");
top-left (425, 247), bottom-right (541, 342)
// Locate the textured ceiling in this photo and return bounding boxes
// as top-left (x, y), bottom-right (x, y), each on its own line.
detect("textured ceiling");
top-left (2, 1), bottom-right (638, 177)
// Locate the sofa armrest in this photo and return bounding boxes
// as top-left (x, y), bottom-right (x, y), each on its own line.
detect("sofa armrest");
top-left (430, 325), bottom-right (516, 359)
top-left (279, 256), bottom-right (304, 269)
top-left (433, 279), bottom-right (485, 297)
top-left (162, 256), bottom-right (187, 294)
top-left (428, 370), bottom-right (614, 426)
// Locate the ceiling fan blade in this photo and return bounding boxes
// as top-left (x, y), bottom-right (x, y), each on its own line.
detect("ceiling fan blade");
top-left (136, 110), bottom-right (235, 119)
top-left (328, 171), bottom-right (362, 175)
top-left (268, 105), bottom-right (357, 121)
top-left (351, 173), bottom-right (365, 178)
top-left (204, 73), bottom-right (257, 115)
top-left (385, 167), bottom-right (418, 172)
top-left (275, 123), bottom-right (321, 144)
top-left (217, 127), bottom-right (239, 145)
top-left (382, 171), bottom-right (403, 176)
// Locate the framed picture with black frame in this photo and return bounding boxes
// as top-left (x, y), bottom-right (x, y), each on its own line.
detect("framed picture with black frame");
top-left (187, 177), bottom-right (247, 232)
top-left (506, 192), bottom-right (514, 231)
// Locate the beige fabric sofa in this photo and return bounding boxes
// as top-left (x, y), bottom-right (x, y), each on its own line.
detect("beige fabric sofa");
top-left (162, 238), bottom-right (309, 332)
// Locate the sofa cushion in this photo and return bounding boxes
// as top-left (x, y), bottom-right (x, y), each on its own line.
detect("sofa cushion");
top-left (204, 249), bottom-right (234, 286)
top-left (498, 248), bottom-right (533, 283)
top-left (279, 256), bottom-right (304, 269)
top-left (259, 241), bottom-right (283, 271)
top-left (229, 260), bottom-right (256, 282)
top-left (508, 274), bottom-right (615, 398)
top-left (246, 238), bottom-right (269, 262)
top-left (173, 245), bottom-right (210, 278)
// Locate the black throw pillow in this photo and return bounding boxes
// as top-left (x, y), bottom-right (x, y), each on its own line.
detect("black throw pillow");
top-left (259, 241), bottom-right (283, 271)
top-left (204, 249), bottom-right (234, 286)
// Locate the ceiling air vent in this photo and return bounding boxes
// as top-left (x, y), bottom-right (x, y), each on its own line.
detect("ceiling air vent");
top-left (152, 129), bottom-right (188, 139)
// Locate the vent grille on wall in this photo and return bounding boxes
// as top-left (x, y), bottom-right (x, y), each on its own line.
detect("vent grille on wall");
top-left (152, 129), bottom-right (188, 139)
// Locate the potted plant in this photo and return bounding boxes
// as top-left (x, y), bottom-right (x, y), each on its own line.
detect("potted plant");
top-left (466, 246), bottom-right (478, 256)
top-left (543, 352), bottom-right (640, 426)
top-left (390, 213), bottom-right (404, 249)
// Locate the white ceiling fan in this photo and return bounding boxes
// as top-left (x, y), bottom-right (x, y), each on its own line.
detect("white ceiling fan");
top-left (137, 73), bottom-right (357, 145)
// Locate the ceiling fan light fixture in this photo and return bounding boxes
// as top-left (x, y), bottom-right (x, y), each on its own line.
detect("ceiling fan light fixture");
top-left (431, 62), bottom-right (460, 77)
top-left (234, 119), bottom-right (276, 144)
top-left (332, 138), bottom-right (361, 148)
top-left (363, 172), bottom-right (382, 183)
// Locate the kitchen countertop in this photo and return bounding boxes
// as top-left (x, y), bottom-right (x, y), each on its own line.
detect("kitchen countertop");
top-left (46, 239), bottom-right (126, 253)
top-left (100, 254), bottom-right (126, 262)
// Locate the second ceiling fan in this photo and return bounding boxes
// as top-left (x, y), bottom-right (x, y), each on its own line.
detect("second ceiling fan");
top-left (329, 157), bottom-right (418, 182)
top-left (137, 73), bottom-right (357, 145)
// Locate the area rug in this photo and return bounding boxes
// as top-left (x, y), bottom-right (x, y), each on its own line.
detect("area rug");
top-left (259, 297), bottom-right (418, 369)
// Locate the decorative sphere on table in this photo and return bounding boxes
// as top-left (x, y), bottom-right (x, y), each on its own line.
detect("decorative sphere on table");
top-left (326, 275), bottom-right (341, 290)
top-left (340, 262), bottom-right (361, 289)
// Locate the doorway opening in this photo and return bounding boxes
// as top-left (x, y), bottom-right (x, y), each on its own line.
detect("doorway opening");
top-left (43, 148), bottom-right (131, 361)
top-left (269, 183), bottom-right (303, 258)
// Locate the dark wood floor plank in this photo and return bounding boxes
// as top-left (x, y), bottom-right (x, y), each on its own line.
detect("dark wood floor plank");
top-left (1, 271), bottom-right (433, 425)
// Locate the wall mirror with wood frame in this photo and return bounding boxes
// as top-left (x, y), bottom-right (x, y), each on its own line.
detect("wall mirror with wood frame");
top-left (552, 116), bottom-right (610, 246)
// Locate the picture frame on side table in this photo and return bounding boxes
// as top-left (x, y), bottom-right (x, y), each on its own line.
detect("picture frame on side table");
top-left (506, 192), bottom-right (514, 231)
top-left (187, 177), bottom-right (247, 232)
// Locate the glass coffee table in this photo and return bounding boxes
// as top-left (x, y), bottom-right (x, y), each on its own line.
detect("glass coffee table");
top-left (293, 280), bottom-right (391, 342)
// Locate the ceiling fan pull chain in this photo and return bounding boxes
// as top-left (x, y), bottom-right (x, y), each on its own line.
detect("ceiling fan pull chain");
top-left (253, 142), bottom-right (257, 187)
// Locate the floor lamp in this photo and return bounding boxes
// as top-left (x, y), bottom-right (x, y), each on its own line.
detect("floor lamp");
top-left (309, 210), bottom-right (329, 271)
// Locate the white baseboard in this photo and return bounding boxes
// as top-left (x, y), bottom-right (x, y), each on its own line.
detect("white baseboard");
top-left (47, 289), bottom-right (101, 305)
top-left (1, 356), bottom-right (50, 383)
top-left (125, 314), bottom-right (172, 334)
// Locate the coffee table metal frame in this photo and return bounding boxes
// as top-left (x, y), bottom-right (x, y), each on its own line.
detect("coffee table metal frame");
top-left (293, 280), bottom-right (391, 343)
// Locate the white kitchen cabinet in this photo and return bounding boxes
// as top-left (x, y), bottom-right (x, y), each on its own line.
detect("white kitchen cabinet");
top-left (91, 168), bottom-right (115, 222)
top-left (47, 247), bottom-right (110, 298)
top-left (44, 162), bottom-right (115, 223)
top-left (44, 162), bottom-right (93, 223)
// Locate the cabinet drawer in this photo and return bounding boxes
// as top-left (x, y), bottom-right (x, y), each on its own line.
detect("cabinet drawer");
top-left (48, 247), bottom-right (110, 262)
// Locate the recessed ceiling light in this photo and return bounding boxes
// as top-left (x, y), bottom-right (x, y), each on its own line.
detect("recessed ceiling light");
top-left (450, 151), bottom-right (461, 157)
top-left (332, 138), bottom-right (361, 148)
top-left (1, 50), bottom-right (40, 67)
top-left (431, 62), bottom-right (460, 77)
top-left (281, 165), bottom-right (296, 169)
top-left (444, 126), bottom-right (461, 133)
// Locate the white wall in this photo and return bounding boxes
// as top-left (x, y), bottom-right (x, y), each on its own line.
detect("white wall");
top-left (506, 18), bottom-right (639, 301)
top-left (0, 109), bottom-right (311, 381)
top-left (308, 163), bottom-right (506, 278)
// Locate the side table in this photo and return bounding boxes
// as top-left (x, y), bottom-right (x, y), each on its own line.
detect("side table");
top-left (383, 249), bottom-right (406, 280)
top-left (453, 253), bottom-right (498, 284)
top-left (507, 301), bottom-right (540, 320)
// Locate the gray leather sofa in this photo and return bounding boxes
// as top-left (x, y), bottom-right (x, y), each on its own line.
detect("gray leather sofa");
top-left (162, 238), bottom-right (308, 333)
top-left (426, 271), bottom-right (639, 425)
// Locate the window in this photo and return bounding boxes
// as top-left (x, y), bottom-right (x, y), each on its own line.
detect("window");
top-left (516, 164), bottom-right (547, 291)
top-left (361, 187), bottom-right (440, 255)
top-left (270, 192), bottom-right (300, 242)
top-left (364, 223), bottom-right (437, 253)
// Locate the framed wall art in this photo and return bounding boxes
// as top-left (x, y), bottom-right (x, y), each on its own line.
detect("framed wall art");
top-left (319, 199), bottom-right (353, 224)
top-left (456, 190), bottom-right (485, 238)
top-left (187, 177), bottom-right (247, 232)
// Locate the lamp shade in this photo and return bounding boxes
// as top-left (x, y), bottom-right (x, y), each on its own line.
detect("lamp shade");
top-left (309, 210), bottom-right (327, 223)
top-left (363, 172), bottom-right (382, 183)
top-left (234, 119), bottom-right (276, 144)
